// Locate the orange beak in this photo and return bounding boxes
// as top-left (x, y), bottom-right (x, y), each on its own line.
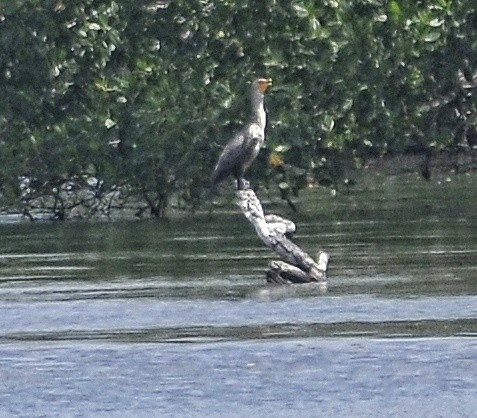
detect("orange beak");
top-left (256, 78), bottom-right (272, 93)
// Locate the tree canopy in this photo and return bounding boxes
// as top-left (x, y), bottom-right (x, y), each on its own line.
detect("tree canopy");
top-left (1, 0), bottom-right (476, 219)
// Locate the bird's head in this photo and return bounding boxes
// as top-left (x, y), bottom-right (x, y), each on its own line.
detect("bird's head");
top-left (253, 78), bottom-right (273, 93)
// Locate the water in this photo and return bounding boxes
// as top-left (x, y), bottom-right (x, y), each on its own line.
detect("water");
top-left (0, 173), bottom-right (476, 417)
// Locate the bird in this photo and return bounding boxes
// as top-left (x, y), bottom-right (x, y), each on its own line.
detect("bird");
top-left (209, 78), bottom-right (272, 194)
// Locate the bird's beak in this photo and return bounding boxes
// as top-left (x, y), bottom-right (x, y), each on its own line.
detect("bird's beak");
top-left (257, 78), bottom-right (273, 93)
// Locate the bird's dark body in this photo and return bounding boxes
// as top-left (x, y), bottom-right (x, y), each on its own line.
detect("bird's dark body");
top-left (210, 122), bottom-right (263, 191)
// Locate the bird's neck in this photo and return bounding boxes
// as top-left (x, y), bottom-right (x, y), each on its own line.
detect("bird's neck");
top-left (251, 91), bottom-right (267, 129)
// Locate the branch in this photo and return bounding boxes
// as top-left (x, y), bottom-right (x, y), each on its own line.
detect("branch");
top-left (236, 189), bottom-right (329, 285)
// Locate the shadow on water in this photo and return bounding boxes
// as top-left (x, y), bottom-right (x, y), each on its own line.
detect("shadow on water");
top-left (0, 172), bottom-right (476, 416)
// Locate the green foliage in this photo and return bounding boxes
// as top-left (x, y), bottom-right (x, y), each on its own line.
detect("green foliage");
top-left (0, 0), bottom-right (476, 218)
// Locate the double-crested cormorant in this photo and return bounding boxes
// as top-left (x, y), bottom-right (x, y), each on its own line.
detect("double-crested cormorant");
top-left (210, 78), bottom-right (272, 193)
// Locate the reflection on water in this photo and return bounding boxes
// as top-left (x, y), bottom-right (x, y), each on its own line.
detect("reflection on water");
top-left (0, 173), bottom-right (476, 416)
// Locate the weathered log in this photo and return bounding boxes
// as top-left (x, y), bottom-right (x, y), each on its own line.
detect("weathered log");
top-left (264, 214), bottom-right (296, 237)
top-left (236, 189), bottom-right (329, 285)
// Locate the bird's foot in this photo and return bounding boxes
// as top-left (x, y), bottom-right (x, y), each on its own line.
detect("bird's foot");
top-left (237, 179), bottom-right (251, 190)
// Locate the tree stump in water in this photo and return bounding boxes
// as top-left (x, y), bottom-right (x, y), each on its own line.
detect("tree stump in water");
top-left (235, 189), bottom-right (329, 286)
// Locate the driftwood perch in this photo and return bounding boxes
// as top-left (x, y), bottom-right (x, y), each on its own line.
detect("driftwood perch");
top-left (236, 189), bottom-right (329, 286)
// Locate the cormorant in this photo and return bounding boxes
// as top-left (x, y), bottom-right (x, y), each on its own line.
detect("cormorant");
top-left (210, 78), bottom-right (272, 194)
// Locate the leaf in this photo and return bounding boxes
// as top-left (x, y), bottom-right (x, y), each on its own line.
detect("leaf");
top-left (429, 18), bottom-right (444, 28)
top-left (104, 118), bottom-right (116, 129)
top-left (274, 144), bottom-right (291, 153)
top-left (342, 98), bottom-right (353, 112)
top-left (388, 1), bottom-right (401, 20)
top-left (424, 31), bottom-right (441, 42)
top-left (88, 22), bottom-right (102, 31)
top-left (321, 114), bottom-right (335, 132)
top-left (292, 4), bottom-right (309, 18)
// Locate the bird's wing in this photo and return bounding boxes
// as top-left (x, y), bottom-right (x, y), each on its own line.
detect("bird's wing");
top-left (217, 130), bottom-right (247, 169)
top-left (210, 123), bottom-right (265, 189)
top-left (210, 130), bottom-right (247, 185)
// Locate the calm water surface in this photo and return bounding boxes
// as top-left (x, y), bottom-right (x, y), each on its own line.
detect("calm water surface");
top-left (0, 173), bottom-right (476, 417)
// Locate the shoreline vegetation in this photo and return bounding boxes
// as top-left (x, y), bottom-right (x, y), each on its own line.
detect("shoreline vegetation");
top-left (1, 149), bottom-right (475, 222)
top-left (1, 2), bottom-right (476, 221)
